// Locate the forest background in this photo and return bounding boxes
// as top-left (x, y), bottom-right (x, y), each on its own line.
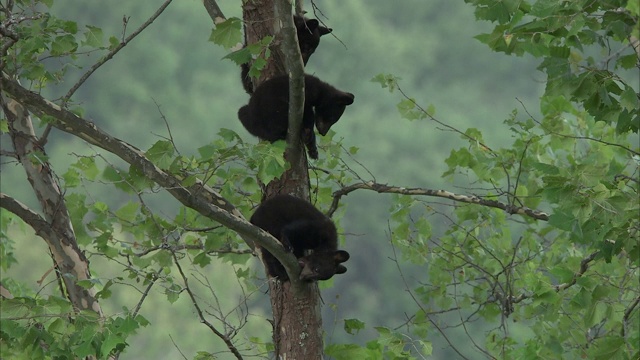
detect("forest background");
top-left (1, 0), bottom-right (638, 359)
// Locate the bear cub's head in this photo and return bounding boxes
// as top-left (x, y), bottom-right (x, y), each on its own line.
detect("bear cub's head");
top-left (298, 250), bottom-right (350, 281)
top-left (294, 16), bottom-right (332, 64)
top-left (315, 91), bottom-right (355, 136)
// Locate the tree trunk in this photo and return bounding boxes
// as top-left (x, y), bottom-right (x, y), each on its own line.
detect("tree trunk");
top-left (1, 94), bottom-right (103, 315)
top-left (243, 1), bottom-right (324, 358)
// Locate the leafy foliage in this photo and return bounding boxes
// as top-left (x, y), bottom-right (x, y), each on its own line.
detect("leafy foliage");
top-left (341, 0), bottom-right (638, 358)
top-left (467, 0), bottom-right (639, 133)
top-left (0, 295), bottom-right (148, 359)
top-left (1, 0), bottom-right (638, 359)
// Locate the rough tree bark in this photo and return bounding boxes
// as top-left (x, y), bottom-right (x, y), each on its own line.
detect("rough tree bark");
top-left (242, 0), bottom-right (324, 358)
top-left (1, 90), bottom-right (107, 360)
top-left (0, 94), bottom-right (103, 316)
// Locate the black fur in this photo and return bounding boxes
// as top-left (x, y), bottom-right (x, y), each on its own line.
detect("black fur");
top-left (238, 74), bottom-right (354, 159)
top-left (241, 15), bottom-right (332, 93)
top-left (293, 16), bottom-right (332, 63)
top-left (250, 195), bottom-right (350, 281)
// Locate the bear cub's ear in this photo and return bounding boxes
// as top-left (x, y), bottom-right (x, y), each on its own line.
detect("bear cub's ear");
top-left (334, 250), bottom-right (350, 275)
top-left (334, 250), bottom-right (350, 263)
top-left (336, 92), bottom-right (355, 106)
top-left (308, 19), bottom-right (332, 36)
top-left (297, 18), bottom-right (333, 36)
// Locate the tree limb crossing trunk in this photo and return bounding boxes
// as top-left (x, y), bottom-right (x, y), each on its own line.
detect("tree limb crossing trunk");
top-left (242, 0), bottom-right (324, 358)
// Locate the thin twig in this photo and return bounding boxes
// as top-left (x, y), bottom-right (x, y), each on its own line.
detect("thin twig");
top-left (622, 295), bottom-right (640, 338)
top-left (63, 0), bottom-right (174, 102)
top-left (396, 83), bottom-right (495, 154)
top-left (510, 251), bottom-right (600, 304)
top-left (172, 251), bottom-right (244, 360)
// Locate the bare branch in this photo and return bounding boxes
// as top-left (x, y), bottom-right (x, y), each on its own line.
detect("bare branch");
top-left (396, 84), bottom-right (495, 154)
top-left (172, 251), bottom-right (244, 360)
top-left (129, 243), bottom-right (252, 257)
top-left (0, 193), bottom-right (53, 240)
top-left (553, 251), bottom-right (600, 292)
top-left (387, 230), bottom-right (473, 360)
top-left (623, 295), bottom-right (640, 339)
top-left (0, 149), bottom-right (18, 158)
top-left (510, 251), bottom-right (600, 304)
top-left (329, 181), bottom-right (549, 221)
top-left (202, 0), bottom-right (226, 23)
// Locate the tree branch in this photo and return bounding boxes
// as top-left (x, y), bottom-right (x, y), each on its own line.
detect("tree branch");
top-left (329, 181), bottom-right (550, 221)
top-left (1, 90), bottom-right (103, 315)
top-left (0, 193), bottom-right (55, 241)
top-left (202, 0), bottom-right (226, 23)
top-left (172, 251), bottom-right (244, 360)
top-left (510, 251), bottom-right (600, 304)
top-left (1, 73), bottom-right (301, 285)
top-left (275, 0), bottom-right (306, 167)
top-left (623, 295), bottom-right (640, 338)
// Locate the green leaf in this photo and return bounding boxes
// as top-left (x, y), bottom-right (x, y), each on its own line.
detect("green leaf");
top-left (531, 0), bottom-right (560, 17)
top-left (549, 46), bottom-right (570, 58)
top-left (619, 85), bottom-right (638, 111)
top-left (51, 34), bottom-right (78, 55)
top-left (531, 161), bottom-right (560, 175)
top-left (548, 210), bottom-right (581, 237)
top-left (145, 140), bottom-right (174, 169)
top-left (165, 283), bottom-right (181, 304)
top-left (209, 17), bottom-right (243, 50)
top-left (72, 157), bottom-right (100, 180)
top-left (115, 201), bottom-right (139, 220)
top-left (223, 47), bottom-right (252, 65)
top-left (82, 25), bottom-right (103, 48)
top-left (100, 333), bottom-right (125, 356)
top-left (549, 266), bottom-right (574, 283)
top-left (63, 168), bottom-right (81, 188)
top-left (396, 99), bottom-right (424, 120)
top-left (569, 287), bottom-right (591, 308)
top-left (618, 54), bottom-right (638, 69)
top-left (371, 73), bottom-right (400, 92)
top-left (344, 318), bottom-right (365, 335)
top-left (591, 335), bottom-right (624, 359)
top-left (193, 252), bottom-right (211, 267)
top-left (249, 57), bottom-right (267, 78)
top-left (108, 36), bottom-right (119, 50)
top-left (218, 128), bottom-right (241, 142)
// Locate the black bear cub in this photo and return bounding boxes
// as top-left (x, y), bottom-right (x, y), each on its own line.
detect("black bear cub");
top-left (250, 194), bottom-right (350, 281)
top-left (238, 74), bottom-right (354, 159)
top-left (241, 15), bottom-right (332, 93)
top-left (293, 15), bottom-right (332, 65)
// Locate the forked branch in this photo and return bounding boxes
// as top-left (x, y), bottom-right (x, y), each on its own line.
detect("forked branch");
top-left (0, 74), bottom-right (301, 288)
